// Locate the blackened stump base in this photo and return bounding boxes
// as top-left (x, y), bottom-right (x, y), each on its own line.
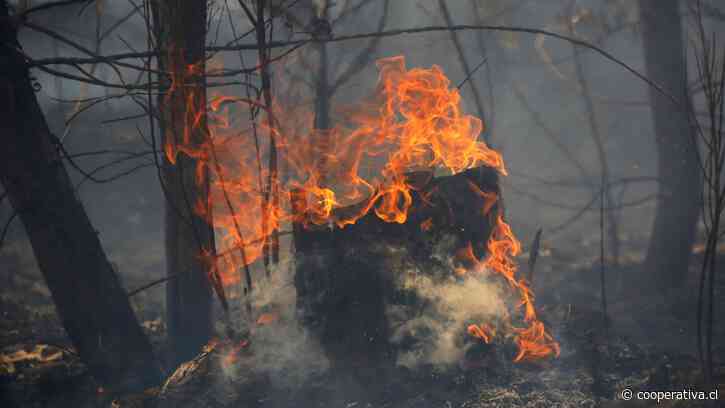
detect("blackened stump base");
top-left (292, 166), bottom-right (502, 371)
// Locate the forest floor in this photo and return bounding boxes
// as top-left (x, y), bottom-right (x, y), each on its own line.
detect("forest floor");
top-left (1, 234), bottom-right (724, 408)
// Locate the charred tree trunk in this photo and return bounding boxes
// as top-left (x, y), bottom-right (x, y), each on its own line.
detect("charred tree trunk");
top-left (293, 166), bottom-right (500, 370)
top-left (639, 0), bottom-right (701, 292)
top-left (151, 0), bottom-right (216, 367)
top-left (0, 4), bottom-right (161, 390)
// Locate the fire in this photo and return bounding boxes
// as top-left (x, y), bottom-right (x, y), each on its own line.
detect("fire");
top-left (455, 214), bottom-right (560, 361)
top-left (222, 340), bottom-right (249, 368)
top-left (513, 321), bottom-right (560, 362)
top-left (164, 55), bottom-right (558, 362)
top-left (420, 217), bottom-right (434, 231)
top-left (255, 312), bottom-right (279, 326)
top-left (467, 323), bottom-right (496, 344)
top-left (466, 180), bottom-right (499, 216)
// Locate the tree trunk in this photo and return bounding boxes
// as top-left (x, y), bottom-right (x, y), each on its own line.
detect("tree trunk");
top-left (151, 0), bottom-right (216, 367)
top-left (639, 0), bottom-right (701, 292)
top-left (313, 1), bottom-right (332, 187)
top-left (0, 3), bottom-right (161, 390)
top-left (314, 35), bottom-right (330, 130)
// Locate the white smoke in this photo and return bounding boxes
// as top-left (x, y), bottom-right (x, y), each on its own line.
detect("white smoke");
top-left (390, 264), bottom-right (510, 367)
top-left (220, 260), bottom-right (329, 387)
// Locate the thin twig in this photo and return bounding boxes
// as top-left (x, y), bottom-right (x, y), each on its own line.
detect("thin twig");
top-left (691, 0), bottom-right (725, 388)
top-left (0, 211), bottom-right (18, 250)
top-left (567, 6), bottom-right (620, 270)
top-left (127, 274), bottom-right (177, 297)
top-left (527, 228), bottom-right (542, 284)
top-left (255, 0), bottom-right (278, 281)
top-left (456, 57), bottom-right (488, 90)
top-left (20, 0), bottom-right (91, 17)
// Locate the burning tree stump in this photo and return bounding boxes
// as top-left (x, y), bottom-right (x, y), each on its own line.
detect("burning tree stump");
top-left (157, 53), bottom-right (559, 372)
top-left (293, 165), bottom-right (501, 371)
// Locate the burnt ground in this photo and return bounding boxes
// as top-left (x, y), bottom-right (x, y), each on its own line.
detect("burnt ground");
top-left (1, 236), bottom-right (724, 408)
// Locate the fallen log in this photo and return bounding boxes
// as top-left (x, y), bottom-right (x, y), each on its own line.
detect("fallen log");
top-left (292, 165), bottom-right (502, 371)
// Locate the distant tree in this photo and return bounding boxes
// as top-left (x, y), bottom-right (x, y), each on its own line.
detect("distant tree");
top-left (639, 0), bottom-right (701, 293)
top-left (281, 0), bottom-right (389, 174)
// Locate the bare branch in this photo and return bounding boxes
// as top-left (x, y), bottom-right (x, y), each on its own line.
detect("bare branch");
top-left (0, 210), bottom-right (17, 250)
top-left (19, 0), bottom-right (92, 17)
top-left (330, 0), bottom-right (390, 93)
top-left (24, 23), bottom-right (676, 105)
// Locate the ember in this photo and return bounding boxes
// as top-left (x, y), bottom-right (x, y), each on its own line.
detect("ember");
top-left (162, 55), bottom-right (557, 362)
top-left (222, 340), bottom-right (250, 369)
top-left (255, 313), bottom-right (279, 326)
top-left (467, 323), bottom-right (495, 344)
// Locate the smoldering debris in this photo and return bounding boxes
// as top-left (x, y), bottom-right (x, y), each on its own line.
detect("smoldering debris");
top-left (390, 268), bottom-right (510, 368)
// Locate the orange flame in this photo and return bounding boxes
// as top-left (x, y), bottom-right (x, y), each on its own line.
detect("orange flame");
top-left (420, 217), bottom-right (433, 231)
top-left (467, 323), bottom-right (495, 344)
top-left (222, 339), bottom-right (250, 368)
top-left (513, 321), bottom-right (560, 362)
top-left (165, 55), bottom-right (557, 362)
top-left (459, 214), bottom-right (559, 361)
top-left (255, 312), bottom-right (279, 326)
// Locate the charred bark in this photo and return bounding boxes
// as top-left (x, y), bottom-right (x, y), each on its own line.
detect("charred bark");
top-left (639, 0), bottom-right (701, 292)
top-left (151, 0), bottom-right (217, 367)
top-left (0, 4), bottom-right (161, 391)
top-left (293, 166), bottom-right (500, 370)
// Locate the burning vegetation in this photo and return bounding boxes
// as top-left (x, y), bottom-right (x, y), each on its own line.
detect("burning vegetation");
top-left (161, 54), bottom-right (558, 364)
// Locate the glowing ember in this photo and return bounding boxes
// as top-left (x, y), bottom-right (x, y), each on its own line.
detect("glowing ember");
top-left (467, 323), bottom-right (495, 344)
top-left (166, 55), bottom-right (558, 362)
top-left (0, 344), bottom-right (64, 364)
top-left (420, 217), bottom-right (434, 231)
top-left (222, 340), bottom-right (250, 368)
top-left (255, 313), bottom-right (279, 326)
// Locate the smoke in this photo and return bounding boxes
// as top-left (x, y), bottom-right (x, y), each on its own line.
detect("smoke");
top-left (390, 264), bottom-right (509, 368)
top-left (220, 261), bottom-right (330, 388)
top-left (224, 320), bottom-right (330, 388)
